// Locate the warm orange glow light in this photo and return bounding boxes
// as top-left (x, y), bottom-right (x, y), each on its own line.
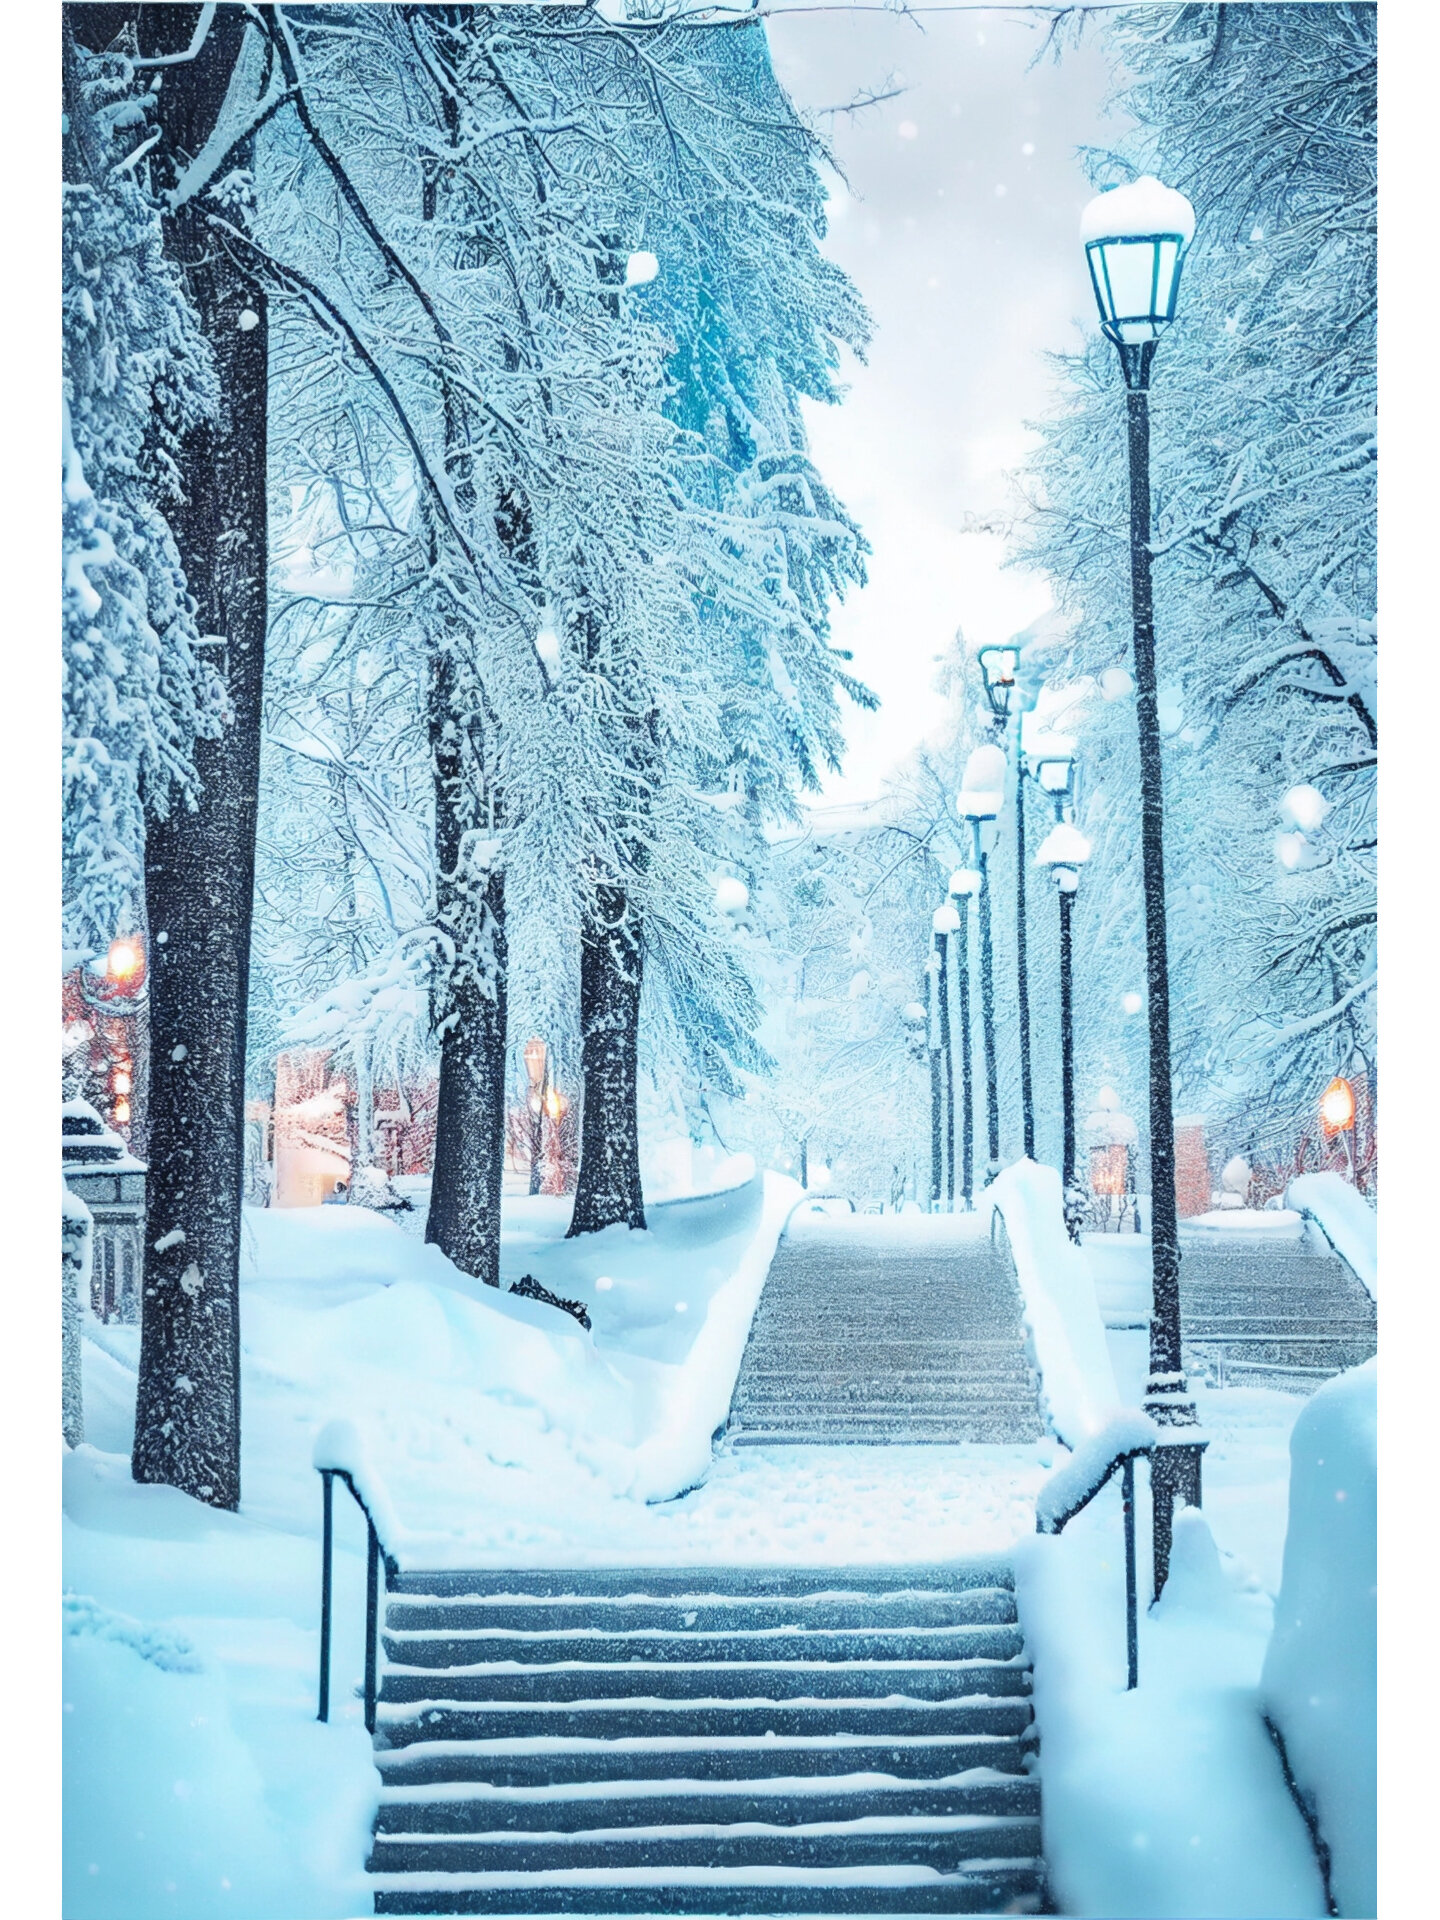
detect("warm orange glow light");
top-left (1320, 1075), bottom-right (1356, 1136)
top-left (107, 937), bottom-right (145, 987)
top-left (113, 1098), bottom-right (131, 1125)
top-left (544, 1087), bottom-right (566, 1121)
top-left (112, 1068), bottom-right (133, 1096)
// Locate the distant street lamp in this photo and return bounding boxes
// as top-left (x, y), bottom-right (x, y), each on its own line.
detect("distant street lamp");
top-left (1320, 1074), bottom-right (1357, 1180)
top-left (1035, 815), bottom-right (1091, 1214)
top-left (980, 646), bottom-right (1040, 1162)
top-left (1083, 171), bottom-right (1204, 1585)
top-left (949, 867), bottom-right (981, 1208)
top-left (957, 745), bottom-right (1007, 1179)
top-left (933, 903), bottom-right (961, 1209)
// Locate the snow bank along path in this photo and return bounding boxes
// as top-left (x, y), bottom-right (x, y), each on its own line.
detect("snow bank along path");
top-left (1285, 1171), bottom-right (1377, 1300)
top-left (989, 1159), bottom-right (1121, 1447)
top-left (1262, 1358), bottom-right (1376, 1917)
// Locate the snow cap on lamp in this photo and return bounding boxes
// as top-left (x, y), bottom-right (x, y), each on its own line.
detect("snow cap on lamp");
top-left (932, 902), bottom-right (960, 936)
top-left (1081, 175), bottom-right (1195, 353)
top-left (956, 742), bottom-right (1006, 820)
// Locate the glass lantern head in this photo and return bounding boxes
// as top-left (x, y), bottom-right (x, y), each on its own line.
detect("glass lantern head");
top-left (1081, 177), bottom-right (1195, 388)
top-left (978, 645), bottom-right (1021, 720)
top-left (1032, 755), bottom-right (1076, 804)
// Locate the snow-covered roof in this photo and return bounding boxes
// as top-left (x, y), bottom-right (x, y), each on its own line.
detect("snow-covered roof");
top-left (1080, 175), bottom-right (1196, 245)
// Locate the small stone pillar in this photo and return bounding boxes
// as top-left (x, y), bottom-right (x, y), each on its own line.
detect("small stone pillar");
top-left (62, 1189), bottom-right (91, 1448)
top-left (1173, 1116), bottom-right (1211, 1217)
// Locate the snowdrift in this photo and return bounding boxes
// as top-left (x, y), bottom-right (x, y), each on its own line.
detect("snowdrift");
top-left (1262, 1358), bottom-right (1377, 1917)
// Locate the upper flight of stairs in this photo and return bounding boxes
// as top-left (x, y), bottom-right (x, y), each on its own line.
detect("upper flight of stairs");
top-left (727, 1226), bottom-right (1046, 1445)
top-left (1177, 1238), bottom-right (1377, 1386)
top-left (367, 1561), bottom-right (1043, 1915)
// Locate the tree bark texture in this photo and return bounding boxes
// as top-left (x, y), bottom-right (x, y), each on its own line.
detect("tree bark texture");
top-left (425, 648), bottom-right (508, 1286)
top-left (90, 3), bottom-right (268, 1511)
top-left (568, 885), bottom-right (646, 1236)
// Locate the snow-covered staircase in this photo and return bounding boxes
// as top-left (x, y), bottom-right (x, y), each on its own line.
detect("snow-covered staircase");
top-left (726, 1225), bottom-right (1045, 1445)
top-left (367, 1561), bottom-right (1043, 1914)
top-left (1177, 1239), bottom-right (1377, 1386)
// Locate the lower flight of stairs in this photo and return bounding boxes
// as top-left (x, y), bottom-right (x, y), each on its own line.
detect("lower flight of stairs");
top-left (726, 1230), bottom-right (1045, 1445)
top-left (366, 1562), bottom-right (1044, 1915)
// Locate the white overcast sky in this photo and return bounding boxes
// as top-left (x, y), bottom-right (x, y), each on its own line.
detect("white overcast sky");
top-left (761, 5), bottom-right (1120, 803)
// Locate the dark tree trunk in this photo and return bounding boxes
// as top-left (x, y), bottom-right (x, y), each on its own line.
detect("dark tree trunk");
top-left (568, 885), bottom-right (646, 1237)
top-left (425, 648), bottom-right (508, 1285)
top-left (98, 3), bottom-right (267, 1511)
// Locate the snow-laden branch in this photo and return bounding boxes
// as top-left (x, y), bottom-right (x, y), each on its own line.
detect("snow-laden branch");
top-left (133, 3), bottom-right (216, 69)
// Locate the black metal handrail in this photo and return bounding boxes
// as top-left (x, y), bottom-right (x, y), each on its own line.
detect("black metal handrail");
top-left (1037, 1443), bottom-right (1152, 1690)
top-left (1036, 1429), bottom-right (1210, 1690)
top-left (317, 1466), bottom-right (399, 1734)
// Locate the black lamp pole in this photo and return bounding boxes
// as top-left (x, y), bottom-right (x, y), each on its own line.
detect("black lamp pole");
top-left (1059, 882), bottom-right (1077, 1192)
top-left (956, 895), bottom-right (975, 1208)
top-left (928, 946), bottom-right (943, 1211)
top-left (972, 823), bottom-right (1001, 1179)
top-left (1116, 334), bottom-right (1204, 1588)
top-left (1013, 752), bottom-right (1036, 1161)
top-left (937, 929), bottom-right (955, 1210)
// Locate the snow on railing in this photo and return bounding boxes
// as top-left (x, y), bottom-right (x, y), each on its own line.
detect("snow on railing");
top-left (989, 1158), bottom-right (1120, 1447)
top-left (1286, 1171), bottom-right (1377, 1301)
top-left (1034, 1409), bottom-right (1160, 1534)
top-left (313, 1419), bottom-right (401, 1733)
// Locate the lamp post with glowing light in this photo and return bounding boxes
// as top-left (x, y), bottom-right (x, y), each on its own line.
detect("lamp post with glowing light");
top-left (1083, 172), bottom-right (1204, 1584)
top-left (957, 747), bottom-right (1006, 1179)
top-left (949, 867), bottom-right (980, 1208)
top-left (978, 645), bottom-right (1038, 1162)
top-left (1320, 1075), bottom-right (1357, 1181)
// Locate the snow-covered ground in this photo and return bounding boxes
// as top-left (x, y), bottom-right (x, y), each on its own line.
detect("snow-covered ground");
top-left (66, 1187), bottom-right (1337, 1918)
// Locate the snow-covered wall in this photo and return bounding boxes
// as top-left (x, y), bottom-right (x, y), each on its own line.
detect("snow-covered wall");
top-left (990, 1158), bottom-right (1120, 1447)
top-left (1285, 1171), bottom-right (1377, 1300)
top-left (1261, 1358), bottom-right (1376, 1917)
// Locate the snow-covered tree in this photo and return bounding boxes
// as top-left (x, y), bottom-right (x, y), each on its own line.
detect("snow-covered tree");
top-left (1019, 2), bottom-right (1376, 1174)
top-left (62, 27), bottom-right (220, 959)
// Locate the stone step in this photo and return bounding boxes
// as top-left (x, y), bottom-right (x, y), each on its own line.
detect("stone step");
top-left (376, 1732), bottom-right (1035, 1790)
top-left (386, 1593), bottom-right (1018, 1638)
top-left (378, 1657), bottom-right (1031, 1705)
top-left (376, 1696), bottom-right (1035, 1750)
top-left (728, 1425), bottom-right (1045, 1447)
top-left (386, 1563), bottom-right (1013, 1601)
top-left (383, 1621), bottom-right (1020, 1666)
top-left (374, 1774), bottom-right (1042, 1834)
top-left (371, 1863), bottom-right (1044, 1914)
top-left (367, 1817), bottom-right (1042, 1875)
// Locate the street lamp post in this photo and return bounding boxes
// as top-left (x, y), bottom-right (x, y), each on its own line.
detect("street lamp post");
top-left (957, 747), bottom-right (1006, 1180)
top-left (933, 904), bottom-right (961, 1209)
top-left (1083, 173), bottom-right (1205, 1586)
top-left (979, 646), bottom-right (1036, 1162)
top-left (926, 946), bottom-right (943, 1211)
top-left (1320, 1074), bottom-right (1358, 1182)
top-left (949, 867), bottom-right (981, 1208)
top-left (1035, 813), bottom-right (1090, 1223)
